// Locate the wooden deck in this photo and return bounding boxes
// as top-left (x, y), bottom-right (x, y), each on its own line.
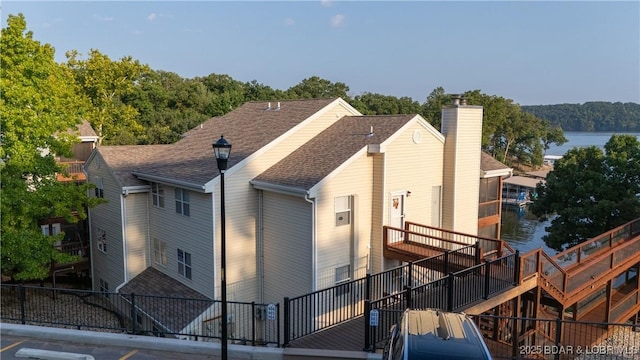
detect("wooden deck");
top-left (287, 219), bottom-right (640, 356)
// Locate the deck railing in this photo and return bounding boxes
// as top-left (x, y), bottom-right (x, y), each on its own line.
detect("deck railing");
top-left (363, 252), bottom-right (520, 350)
top-left (284, 243), bottom-right (485, 346)
top-left (521, 218), bottom-right (640, 306)
top-left (405, 221), bottom-right (514, 257)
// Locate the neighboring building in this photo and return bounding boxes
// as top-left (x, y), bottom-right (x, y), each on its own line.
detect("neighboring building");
top-left (84, 97), bottom-right (510, 318)
top-left (42, 119), bottom-right (100, 277)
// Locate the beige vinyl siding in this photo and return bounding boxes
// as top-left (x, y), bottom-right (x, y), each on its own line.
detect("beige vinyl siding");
top-left (124, 193), bottom-right (149, 280)
top-left (148, 187), bottom-right (214, 298)
top-left (383, 122), bottom-right (444, 229)
top-left (315, 153), bottom-right (375, 288)
top-left (86, 152), bottom-right (126, 291)
top-left (370, 153), bottom-right (385, 274)
top-left (262, 192), bottom-right (312, 304)
top-left (441, 106), bottom-right (483, 236)
top-left (207, 101), bottom-right (358, 302)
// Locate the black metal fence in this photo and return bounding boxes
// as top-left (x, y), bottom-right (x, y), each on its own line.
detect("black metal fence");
top-left (283, 243), bottom-right (481, 346)
top-left (363, 252), bottom-right (520, 350)
top-left (0, 284), bottom-right (280, 346)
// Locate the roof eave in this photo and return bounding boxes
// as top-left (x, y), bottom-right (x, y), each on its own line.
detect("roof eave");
top-left (131, 171), bottom-right (206, 192)
top-left (481, 168), bottom-right (513, 179)
top-left (250, 180), bottom-right (310, 197)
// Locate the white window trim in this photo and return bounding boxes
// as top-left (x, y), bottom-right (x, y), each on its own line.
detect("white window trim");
top-left (153, 238), bottom-right (167, 266)
top-left (175, 188), bottom-right (190, 216)
top-left (152, 183), bottom-right (165, 208)
top-left (177, 248), bottom-right (192, 280)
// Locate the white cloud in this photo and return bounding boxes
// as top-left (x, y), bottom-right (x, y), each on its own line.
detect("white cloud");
top-left (132, 29), bottom-right (143, 36)
top-left (284, 18), bottom-right (295, 26)
top-left (330, 14), bottom-right (345, 28)
top-left (321, 0), bottom-right (332, 7)
top-left (93, 14), bottom-right (114, 22)
top-left (147, 13), bottom-right (157, 21)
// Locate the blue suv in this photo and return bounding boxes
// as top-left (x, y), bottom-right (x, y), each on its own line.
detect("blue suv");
top-left (382, 309), bottom-right (492, 360)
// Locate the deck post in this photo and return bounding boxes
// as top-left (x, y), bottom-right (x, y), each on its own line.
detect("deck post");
top-left (605, 279), bottom-right (613, 323)
top-left (283, 297), bottom-right (290, 347)
top-left (447, 273), bottom-right (454, 311)
top-left (484, 261), bottom-right (491, 299)
top-left (514, 250), bottom-right (520, 285)
top-left (130, 293), bottom-right (137, 334)
top-left (363, 300), bottom-right (371, 351)
top-left (554, 317), bottom-right (562, 360)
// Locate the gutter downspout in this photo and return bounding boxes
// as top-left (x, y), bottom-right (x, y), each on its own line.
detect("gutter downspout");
top-left (82, 164), bottom-right (95, 290)
top-left (120, 192), bottom-right (129, 286)
top-left (304, 193), bottom-right (317, 292)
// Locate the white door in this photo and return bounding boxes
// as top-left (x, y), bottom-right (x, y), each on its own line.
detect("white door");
top-left (390, 193), bottom-right (405, 229)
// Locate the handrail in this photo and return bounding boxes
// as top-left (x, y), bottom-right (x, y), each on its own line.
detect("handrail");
top-left (384, 225), bottom-right (472, 248)
top-left (537, 249), bottom-right (568, 296)
top-left (403, 221), bottom-right (515, 255)
top-left (553, 218), bottom-right (640, 267)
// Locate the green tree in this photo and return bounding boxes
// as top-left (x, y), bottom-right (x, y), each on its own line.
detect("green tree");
top-left (1, 14), bottom-right (102, 281)
top-left (352, 92), bottom-right (421, 115)
top-left (420, 87), bottom-right (450, 129)
top-left (285, 76), bottom-right (351, 100)
top-left (531, 135), bottom-right (640, 250)
top-left (66, 49), bottom-right (149, 145)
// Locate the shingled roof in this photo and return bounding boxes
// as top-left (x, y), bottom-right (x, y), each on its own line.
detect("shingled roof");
top-left (252, 114), bottom-right (417, 192)
top-left (98, 145), bottom-right (171, 187)
top-left (119, 267), bottom-right (211, 332)
top-left (131, 98), bottom-right (341, 187)
top-left (480, 152), bottom-right (512, 177)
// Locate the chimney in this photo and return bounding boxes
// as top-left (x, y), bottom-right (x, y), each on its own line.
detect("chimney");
top-left (440, 98), bottom-right (483, 236)
top-left (266, 102), bottom-right (271, 110)
top-left (276, 102), bottom-right (281, 111)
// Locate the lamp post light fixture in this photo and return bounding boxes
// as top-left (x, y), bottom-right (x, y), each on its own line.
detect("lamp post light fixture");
top-left (212, 135), bottom-right (231, 360)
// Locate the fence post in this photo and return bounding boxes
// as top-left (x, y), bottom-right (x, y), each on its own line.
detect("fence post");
top-left (444, 251), bottom-right (449, 275)
top-left (251, 301), bottom-right (256, 346)
top-left (283, 297), bottom-right (290, 347)
top-left (514, 251), bottom-right (521, 285)
top-left (130, 293), bottom-right (137, 334)
top-left (19, 284), bottom-right (26, 325)
top-left (277, 303), bottom-right (281, 348)
top-left (484, 261), bottom-right (491, 299)
top-left (554, 317), bottom-right (562, 360)
top-left (447, 273), bottom-right (454, 311)
top-left (365, 273), bottom-right (371, 301)
top-left (475, 242), bottom-right (481, 264)
top-left (363, 299), bottom-right (371, 351)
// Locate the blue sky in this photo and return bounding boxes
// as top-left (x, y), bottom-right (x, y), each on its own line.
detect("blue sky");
top-left (3, 1), bottom-right (639, 105)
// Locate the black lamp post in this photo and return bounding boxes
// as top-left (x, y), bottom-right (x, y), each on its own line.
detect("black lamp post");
top-left (212, 135), bottom-right (231, 360)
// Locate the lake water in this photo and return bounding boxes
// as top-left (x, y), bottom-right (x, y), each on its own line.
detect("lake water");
top-left (501, 131), bottom-right (640, 254)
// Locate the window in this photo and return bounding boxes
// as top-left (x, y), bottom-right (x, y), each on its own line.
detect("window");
top-left (94, 177), bottom-right (104, 198)
top-left (99, 278), bottom-right (109, 293)
top-left (177, 249), bottom-right (192, 280)
top-left (335, 196), bottom-right (352, 226)
top-left (175, 189), bottom-right (190, 216)
top-left (335, 264), bottom-right (351, 296)
top-left (153, 238), bottom-right (167, 266)
top-left (151, 183), bottom-right (165, 208)
top-left (97, 227), bottom-right (107, 253)
top-left (41, 223), bottom-right (61, 236)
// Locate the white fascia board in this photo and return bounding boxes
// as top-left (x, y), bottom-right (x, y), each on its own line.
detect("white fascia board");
top-left (308, 146), bottom-right (369, 197)
top-left (122, 185), bottom-right (150, 194)
top-left (481, 168), bottom-right (513, 179)
top-left (378, 115), bottom-right (444, 153)
top-left (204, 97), bottom-right (362, 193)
top-left (250, 180), bottom-right (309, 198)
top-left (131, 172), bottom-right (206, 192)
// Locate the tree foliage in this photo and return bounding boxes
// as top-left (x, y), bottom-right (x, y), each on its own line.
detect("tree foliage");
top-left (522, 102), bottom-right (640, 132)
top-left (1, 14), bottom-right (102, 281)
top-left (530, 135), bottom-right (640, 250)
top-left (66, 49), bottom-right (149, 145)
